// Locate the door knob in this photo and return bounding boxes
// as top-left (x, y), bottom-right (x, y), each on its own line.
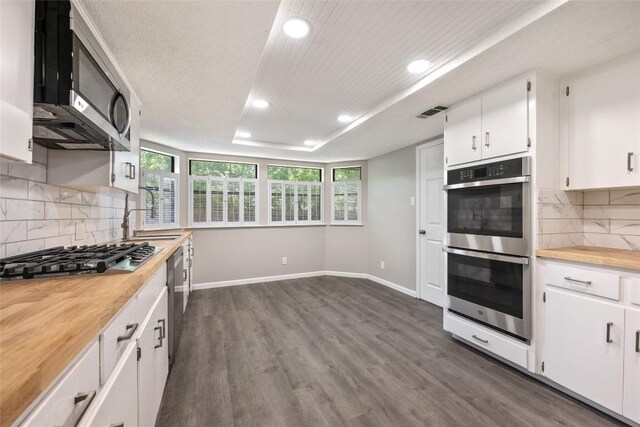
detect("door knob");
top-left (419, 229), bottom-right (426, 235)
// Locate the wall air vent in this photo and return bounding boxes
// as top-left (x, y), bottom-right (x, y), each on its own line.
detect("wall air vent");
top-left (415, 105), bottom-right (448, 119)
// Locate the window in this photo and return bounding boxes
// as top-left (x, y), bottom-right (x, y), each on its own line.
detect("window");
top-left (140, 149), bottom-right (179, 229)
top-left (190, 160), bottom-right (257, 178)
top-left (333, 166), bottom-right (361, 181)
top-left (332, 167), bottom-right (362, 224)
top-left (141, 149), bottom-right (175, 172)
top-left (141, 169), bottom-right (179, 229)
top-left (269, 181), bottom-right (323, 224)
top-left (267, 165), bottom-right (323, 225)
top-left (267, 165), bottom-right (322, 182)
top-left (189, 159), bottom-right (258, 226)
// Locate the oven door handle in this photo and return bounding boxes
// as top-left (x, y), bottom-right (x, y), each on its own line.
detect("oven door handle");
top-left (443, 246), bottom-right (529, 265)
top-left (443, 176), bottom-right (530, 190)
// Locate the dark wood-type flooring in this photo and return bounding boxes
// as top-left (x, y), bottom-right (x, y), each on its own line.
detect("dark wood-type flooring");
top-left (157, 276), bottom-right (619, 427)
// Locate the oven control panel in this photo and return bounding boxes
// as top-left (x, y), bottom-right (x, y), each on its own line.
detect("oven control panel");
top-left (447, 157), bottom-right (530, 185)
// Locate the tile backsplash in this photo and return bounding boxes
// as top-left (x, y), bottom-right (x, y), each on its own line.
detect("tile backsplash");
top-left (0, 145), bottom-right (135, 258)
top-left (538, 188), bottom-right (640, 250)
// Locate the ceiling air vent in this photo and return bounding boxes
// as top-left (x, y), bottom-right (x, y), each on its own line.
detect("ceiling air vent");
top-left (415, 105), bottom-right (448, 119)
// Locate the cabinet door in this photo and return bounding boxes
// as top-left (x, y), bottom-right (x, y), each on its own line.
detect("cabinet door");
top-left (137, 288), bottom-right (169, 427)
top-left (0, 0), bottom-right (34, 163)
top-left (112, 95), bottom-right (141, 193)
top-left (154, 289), bottom-right (169, 408)
top-left (623, 308), bottom-right (640, 424)
top-left (481, 78), bottom-right (529, 160)
top-left (565, 53), bottom-right (640, 189)
top-left (81, 343), bottom-right (138, 427)
top-left (543, 289), bottom-right (625, 412)
top-left (444, 97), bottom-right (482, 166)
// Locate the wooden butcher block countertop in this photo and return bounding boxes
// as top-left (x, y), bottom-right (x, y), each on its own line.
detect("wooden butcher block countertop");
top-left (536, 246), bottom-right (640, 272)
top-left (0, 231), bottom-right (191, 427)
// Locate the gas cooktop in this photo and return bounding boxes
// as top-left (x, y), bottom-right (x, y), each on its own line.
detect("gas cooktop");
top-left (0, 242), bottom-right (162, 281)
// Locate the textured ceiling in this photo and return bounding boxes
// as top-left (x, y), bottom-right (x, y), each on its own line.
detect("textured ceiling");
top-left (81, 0), bottom-right (280, 152)
top-left (82, 1), bottom-right (640, 163)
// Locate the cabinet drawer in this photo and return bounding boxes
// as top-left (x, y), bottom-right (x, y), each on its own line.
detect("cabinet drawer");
top-left (542, 262), bottom-right (620, 301)
top-left (446, 312), bottom-right (529, 369)
top-left (137, 267), bottom-right (167, 325)
top-left (80, 342), bottom-right (138, 427)
top-left (21, 341), bottom-right (99, 427)
top-left (100, 297), bottom-right (139, 384)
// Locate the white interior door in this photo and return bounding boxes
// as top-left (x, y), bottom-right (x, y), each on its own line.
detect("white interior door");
top-left (417, 142), bottom-right (445, 306)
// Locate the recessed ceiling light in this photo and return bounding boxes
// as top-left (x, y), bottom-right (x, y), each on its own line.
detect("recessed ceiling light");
top-left (337, 114), bottom-right (353, 123)
top-left (303, 140), bottom-right (316, 146)
top-left (251, 99), bottom-right (270, 109)
top-left (283, 18), bottom-right (310, 39)
top-left (407, 59), bottom-right (432, 74)
top-left (236, 131), bottom-right (252, 138)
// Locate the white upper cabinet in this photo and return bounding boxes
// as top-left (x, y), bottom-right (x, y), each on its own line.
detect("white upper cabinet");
top-left (445, 77), bottom-right (529, 167)
top-left (564, 52), bottom-right (640, 190)
top-left (113, 95), bottom-right (141, 193)
top-left (0, 0), bottom-right (34, 163)
top-left (444, 97), bottom-right (482, 166)
top-left (481, 78), bottom-right (529, 160)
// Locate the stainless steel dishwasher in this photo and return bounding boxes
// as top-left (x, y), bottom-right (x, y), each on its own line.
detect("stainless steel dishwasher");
top-left (166, 246), bottom-right (184, 369)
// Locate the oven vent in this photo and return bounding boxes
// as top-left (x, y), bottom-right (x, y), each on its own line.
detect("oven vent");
top-left (415, 105), bottom-right (448, 119)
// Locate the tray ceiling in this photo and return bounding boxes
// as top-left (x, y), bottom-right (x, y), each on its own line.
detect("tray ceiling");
top-left (82, 1), bottom-right (640, 163)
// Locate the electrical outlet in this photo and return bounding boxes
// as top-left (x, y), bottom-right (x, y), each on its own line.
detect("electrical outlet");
top-left (281, 257), bottom-right (288, 265)
top-left (380, 261), bottom-right (385, 270)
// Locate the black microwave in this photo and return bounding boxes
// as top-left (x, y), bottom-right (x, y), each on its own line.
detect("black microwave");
top-left (33, 0), bottom-right (131, 151)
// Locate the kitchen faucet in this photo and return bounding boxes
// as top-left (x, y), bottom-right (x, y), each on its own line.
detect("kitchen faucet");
top-left (122, 187), bottom-right (157, 241)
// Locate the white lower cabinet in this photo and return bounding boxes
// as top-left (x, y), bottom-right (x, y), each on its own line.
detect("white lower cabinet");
top-left (623, 308), bottom-right (640, 423)
top-left (80, 343), bottom-right (139, 427)
top-left (543, 288), bottom-right (625, 413)
top-left (138, 288), bottom-right (169, 427)
top-left (20, 268), bottom-right (170, 426)
top-left (21, 342), bottom-right (99, 426)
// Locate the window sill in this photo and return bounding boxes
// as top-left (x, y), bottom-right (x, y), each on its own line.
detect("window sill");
top-left (329, 222), bottom-right (363, 227)
top-left (188, 223), bottom-right (328, 230)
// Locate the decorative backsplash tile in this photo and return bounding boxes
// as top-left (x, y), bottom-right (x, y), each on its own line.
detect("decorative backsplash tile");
top-left (538, 188), bottom-right (640, 251)
top-left (0, 144), bottom-right (134, 258)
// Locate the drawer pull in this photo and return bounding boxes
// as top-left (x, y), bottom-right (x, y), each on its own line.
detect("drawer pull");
top-left (636, 330), bottom-right (639, 353)
top-left (564, 276), bottom-right (592, 286)
top-left (109, 423), bottom-right (124, 427)
top-left (606, 322), bottom-right (614, 343)
top-left (117, 323), bottom-right (139, 343)
top-left (472, 334), bottom-right (488, 344)
top-left (183, 269), bottom-right (188, 281)
top-left (59, 390), bottom-right (96, 427)
top-left (154, 326), bottom-right (164, 349)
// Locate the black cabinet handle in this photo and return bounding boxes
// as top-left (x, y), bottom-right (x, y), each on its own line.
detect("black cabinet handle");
top-left (628, 152), bottom-right (634, 172)
top-left (60, 390), bottom-right (96, 427)
top-left (154, 326), bottom-right (163, 348)
top-left (635, 330), bottom-right (639, 353)
top-left (606, 322), bottom-right (613, 344)
top-left (117, 323), bottom-right (138, 343)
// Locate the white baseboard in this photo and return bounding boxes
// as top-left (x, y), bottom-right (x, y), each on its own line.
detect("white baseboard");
top-left (366, 274), bottom-right (417, 298)
top-left (192, 271), bottom-right (326, 290)
top-left (193, 270), bottom-right (417, 298)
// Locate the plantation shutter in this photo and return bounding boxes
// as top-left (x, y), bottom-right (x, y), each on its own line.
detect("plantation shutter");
top-left (142, 169), bottom-right (179, 229)
top-left (332, 181), bottom-right (360, 223)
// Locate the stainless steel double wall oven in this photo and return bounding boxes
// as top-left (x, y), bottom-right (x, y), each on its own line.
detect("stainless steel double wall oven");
top-left (444, 157), bottom-right (531, 341)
